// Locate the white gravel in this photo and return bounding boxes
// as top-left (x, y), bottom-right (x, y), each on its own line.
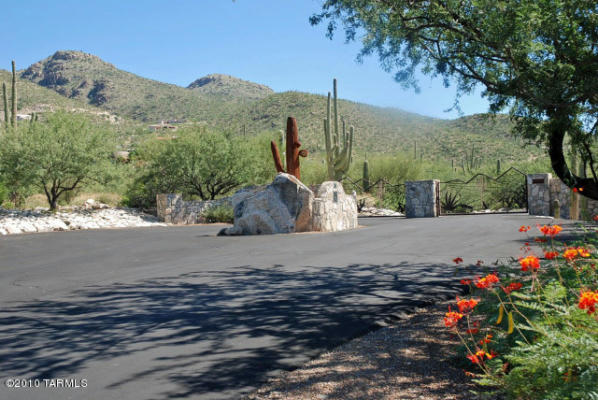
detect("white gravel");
top-left (0, 205), bottom-right (166, 235)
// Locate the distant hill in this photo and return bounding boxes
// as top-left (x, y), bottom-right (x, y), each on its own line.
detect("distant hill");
top-left (15, 50), bottom-right (545, 163)
top-left (0, 68), bottom-right (96, 116)
top-left (188, 73), bottom-right (273, 102)
top-left (20, 50), bottom-right (244, 123)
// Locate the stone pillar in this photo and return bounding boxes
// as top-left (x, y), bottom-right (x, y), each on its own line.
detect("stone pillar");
top-left (156, 194), bottom-right (181, 223)
top-left (526, 174), bottom-right (551, 216)
top-left (405, 180), bottom-right (440, 218)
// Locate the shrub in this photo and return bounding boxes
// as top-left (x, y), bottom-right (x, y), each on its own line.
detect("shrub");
top-left (127, 127), bottom-right (275, 208)
top-left (0, 180), bottom-right (7, 206)
top-left (446, 224), bottom-right (598, 399)
top-left (0, 111), bottom-right (115, 210)
top-left (202, 205), bottom-right (234, 224)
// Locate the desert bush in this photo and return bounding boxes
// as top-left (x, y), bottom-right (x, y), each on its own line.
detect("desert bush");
top-left (126, 127), bottom-right (274, 208)
top-left (202, 205), bottom-right (234, 224)
top-left (446, 224), bottom-right (598, 399)
top-left (0, 180), bottom-right (8, 206)
top-left (0, 111), bottom-right (116, 210)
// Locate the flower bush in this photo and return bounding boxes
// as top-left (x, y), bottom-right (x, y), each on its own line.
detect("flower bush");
top-left (446, 224), bottom-right (598, 399)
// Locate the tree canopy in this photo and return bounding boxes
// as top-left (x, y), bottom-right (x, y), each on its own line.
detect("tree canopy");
top-left (0, 111), bottom-right (115, 210)
top-left (311, 0), bottom-right (598, 199)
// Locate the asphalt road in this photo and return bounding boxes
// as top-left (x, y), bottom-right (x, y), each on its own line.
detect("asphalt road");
top-left (0, 214), bottom-right (555, 400)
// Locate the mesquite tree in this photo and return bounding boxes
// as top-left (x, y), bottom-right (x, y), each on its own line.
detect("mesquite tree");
top-left (311, 0), bottom-right (598, 199)
top-left (0, 111), bottom-right (115, 210)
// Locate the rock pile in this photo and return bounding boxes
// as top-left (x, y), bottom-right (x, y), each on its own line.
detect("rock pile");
top-left (219, 173), bottom-right (358, 235)
top-left (0, 207), bottom-right (165, 235)
top-left (359, 207), bottom-right (404, 217)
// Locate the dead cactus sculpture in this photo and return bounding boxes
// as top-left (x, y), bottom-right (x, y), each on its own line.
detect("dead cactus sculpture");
top-left (270, 117), bottom-right (308, 180)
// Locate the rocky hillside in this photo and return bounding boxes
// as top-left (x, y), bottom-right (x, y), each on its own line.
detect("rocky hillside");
top-left (20, 50), bottom-right (244, 123)
top-left (188, 73), bottom-right (273, 102)
top-left (14, 50), bottom-right (545, 162)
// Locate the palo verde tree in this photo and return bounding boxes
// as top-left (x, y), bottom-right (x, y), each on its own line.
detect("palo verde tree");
top-left (135, 127), bottom-right (263, 202)
top-left (311, 0), bottom-right (598, 199)
top-left (0, 111), bottom-right (115, 210)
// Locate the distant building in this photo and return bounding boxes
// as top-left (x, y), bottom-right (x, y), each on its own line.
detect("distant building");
top-left (149, 121), bottom-right (178, 132)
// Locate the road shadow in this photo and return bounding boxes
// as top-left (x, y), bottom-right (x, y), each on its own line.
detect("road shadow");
top-left (0, 262), bottom-right (468, 399)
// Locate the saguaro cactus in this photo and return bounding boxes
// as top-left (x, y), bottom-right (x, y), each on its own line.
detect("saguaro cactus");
top-left (270, 117), bottom-right (308, 180)
top-left (2, 82), bottom-right (8, 126)
top-left (11, 60), bottom-right (17, 128)
top-left (323, 78), bottom-right (354, 181)
top-left (363, 159), bottom-right (370, 192)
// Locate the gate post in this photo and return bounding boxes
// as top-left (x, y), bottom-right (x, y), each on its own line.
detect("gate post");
top-left (526, 174), bottom-right (552, 216)
top-left (405, 180), bottom-right (440, 218)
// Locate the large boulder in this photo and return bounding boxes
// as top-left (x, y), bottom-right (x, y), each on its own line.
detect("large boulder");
top-left (312, 181), bottom-right (358, 232)
top-left (219, 173), bottom-right (314, 235)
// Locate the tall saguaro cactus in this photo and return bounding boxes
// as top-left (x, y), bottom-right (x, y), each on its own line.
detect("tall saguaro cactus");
top-left (323, 78), bottom-right (354, 181)
top-left (2, 82), bottom-right (8, 127)
top-left (363, 159), bottom-right (370, 192)
top-left (2, 60), bottom-right (18, 130)
top-left (270, 117), bottom-right (308, 180)
top-left (11, 60), bottom-right (17, 128)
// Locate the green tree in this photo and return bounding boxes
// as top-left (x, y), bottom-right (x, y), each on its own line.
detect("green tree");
top-left (311, 0), bottom-right (598, 199)
top-left (131, 127), bottom-right (270, 205)
top-left (0, 111), bottom-right (115, 210)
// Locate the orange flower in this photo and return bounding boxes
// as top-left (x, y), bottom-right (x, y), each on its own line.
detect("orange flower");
top-left (475, 273), bottom-right (500, 289)
top-left (460, 279), bottom-right (472, 286)
top-left (453, 257), bottom-right (464, 264)
top-left (444, 310), bottom-right (464, 328)
top-left (519, 225), bottom-right (531, 232)
top-left (503, 282), bottom-right (523, 294)
top-left (577, 247), bottom-right (591, 258)
top-left (479, 334), bottom-right (493, 345)
top-left (538, 224), bottom-right (563, 237)
top-left (578, 290), bottom-right (598, 315)
top-left (573, 187), bottom-right (578, 193)
top-left (544, 251), bottom-right (559, 260)
top-left (456, 297), bottom-right (479, 313)
top-left (593, 215), bottom-right (598, 222)
top-left (467, 350), bottom-right (496, 364)
top-left (519, 255), bottom-right (540, 271)
top-left (563, 248), bottom-right (579, 261)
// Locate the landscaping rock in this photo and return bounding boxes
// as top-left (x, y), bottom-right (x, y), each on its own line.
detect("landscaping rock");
top-left (312, 181), bottom-right (358, 232)
top-left (219, 175), bottom-right (358, 236)
top-left (0, 207), bottom-right (166, 236)
top-left (220, 173), bottom-right (314, 235)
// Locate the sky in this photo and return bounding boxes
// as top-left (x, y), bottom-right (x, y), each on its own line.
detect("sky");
top-left (1, 0), bottom-right (491, 119)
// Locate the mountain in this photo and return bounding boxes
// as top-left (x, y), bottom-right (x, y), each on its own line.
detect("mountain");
top-left (187, 73), bottom-right (273, 101)
top-left (0, 68), bottom-right (97, 116)
top-left (16, 50), bottom-right (544, 163)
top-left (20, 50), bottom-right (246, 123)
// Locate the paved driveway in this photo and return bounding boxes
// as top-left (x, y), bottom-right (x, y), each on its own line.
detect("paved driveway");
top-left (0, 214), bottom-right (554, 399)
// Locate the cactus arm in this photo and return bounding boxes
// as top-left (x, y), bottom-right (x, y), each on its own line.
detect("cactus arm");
top-left (270, 141), bottom-right (285, 173)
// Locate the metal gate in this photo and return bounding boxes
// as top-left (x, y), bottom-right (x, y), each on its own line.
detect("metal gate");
top-left (439, 167), bottom-right (528, 215)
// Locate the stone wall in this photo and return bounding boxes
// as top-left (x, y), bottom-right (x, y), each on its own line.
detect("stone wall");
top-left (156, 194), bottom-right (229, 224)
top-left (526, 174), bottom-right (552, 216)
top-left (156, 186), bottom-right (265, 224)
top-left (312, 181), bottom-right (358, 232)
top-left (527, 173), bottom-right (598, 220)
top-left (405, 180), bottom-right (440, 218)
